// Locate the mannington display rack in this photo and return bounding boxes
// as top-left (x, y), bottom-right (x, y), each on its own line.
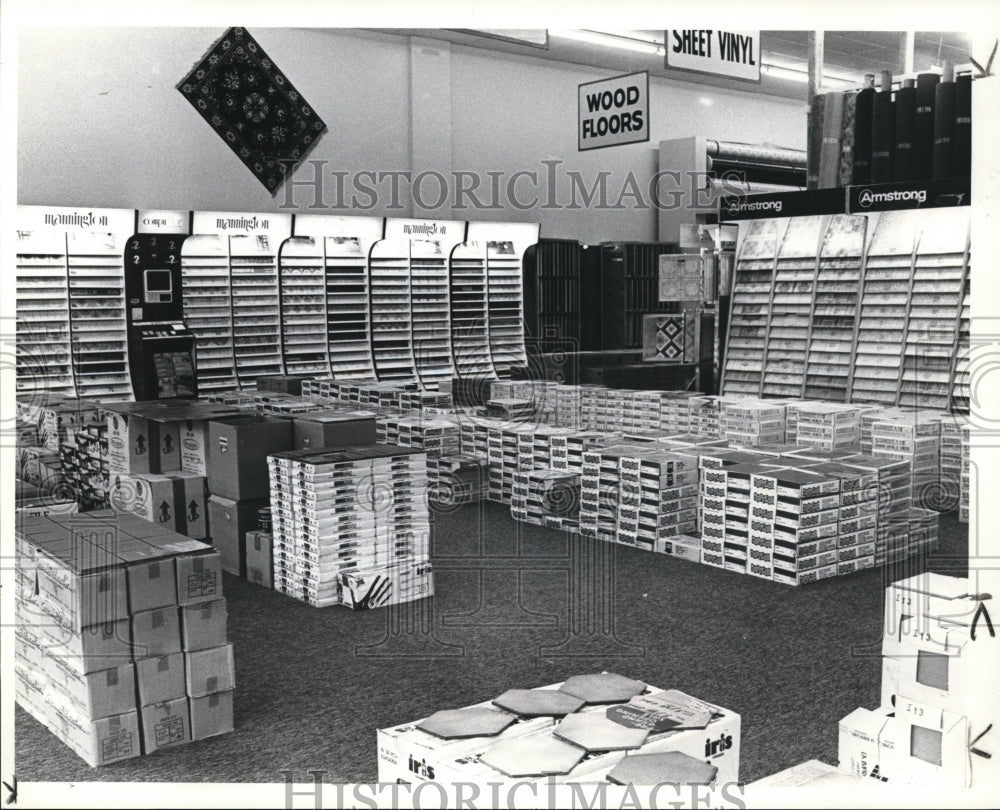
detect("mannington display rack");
top-left (14, 207), bottom-right (538, 400)
top-left (719, 180), bottom-right (971, 411)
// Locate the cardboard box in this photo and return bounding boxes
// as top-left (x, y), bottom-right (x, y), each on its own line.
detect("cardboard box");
top-left (245, 530), bottom-right (273, 588)
top-left (109, 471), bottom-right (208, 540)
top-left (175, 552), bottom-right (223, 605)
top-left (185, 644), bottom-right (236, 697)
top-left (209, 495), bottom-right (269, 577)
top-left (189, 690), bottom-right (235, 740)
top-left (107, 408), bottom-right (180, 475)
top-left (140, 696), bottom-right (191, 753)
top-left (131, 606), bottom-right (181, 658)
top-left (43, 654), bottom-right (136, 720)
top-left (124, 554), bottom-right (178, 614)
top-left (47, 705), bottom-right (142, 767)
top-left (34, 554), bottom-right (129, 628)
top-left (208, 416), bottom-right (293, 500)
top-left (293, 410), bottom-right (377, 450)
top-left (180, 600), bottom-right (228, 652)
top-left (135, 652), bottom-right (186, 706)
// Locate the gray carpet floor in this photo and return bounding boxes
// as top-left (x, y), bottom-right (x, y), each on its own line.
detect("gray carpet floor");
top-left (14, 503), bottom-right (969, 785)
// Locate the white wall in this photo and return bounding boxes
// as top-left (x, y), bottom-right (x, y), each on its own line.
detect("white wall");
top-left (17, 27), bottom-right (807, 243)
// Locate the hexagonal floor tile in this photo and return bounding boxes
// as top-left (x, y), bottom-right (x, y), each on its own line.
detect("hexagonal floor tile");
top-left (553, 711), bottom-right (650, 752)
top-left (606, 751), bottom-right (719, 786)
top-left (492, 688), bottom-right (585, 717)
top-left (417, 707), bottom-right (517, 739)
top-left (480, 735), bottom-right (586, 777)
top-left (559, 673), bottom-right (647, 705)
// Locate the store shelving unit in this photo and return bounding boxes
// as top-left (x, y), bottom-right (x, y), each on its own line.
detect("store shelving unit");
top-left (522, 239), bottom-right (583, 353)
top-left (181, 235), bottom-right (238, 392)
top-left (323, 236), bottom-right (377, 379)
top-left (951, 255), bottom-right (971, 413)
top-left (15, 227), bottom-right (76, 398)
top-left (369, 239), bottom-right (417, 382)
top-left (897, 208), bottom-right (970, 410)
top-left (278, 236), bottom-right (331, 377)
top-left (721, 218), bottom-right (782, 396)
top-left (449, 241), bottom-right (496, 379)
top-left (594, 242), bottom-right (678, 351)
top-left (849, 211), bottom-right (920, 405)
top-left (803, 214), bottom-right (868, 401)
top-left (410, 238), bottom-right (455, 390)
top-left (229, 234), bottom-right (284, 386)
top-left (65, 228), bottom-right (134, 400)
top-left (761, 216), bottom-right (824, 398)
top-left (485, 239), bottom-right (528, 376)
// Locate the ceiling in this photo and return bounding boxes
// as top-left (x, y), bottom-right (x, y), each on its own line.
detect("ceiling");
top-left (374, 29), bottom-right (974, 100)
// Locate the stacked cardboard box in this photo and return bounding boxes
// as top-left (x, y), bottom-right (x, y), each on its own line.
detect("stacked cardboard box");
top-left (688, 395), bottom-right (723, 438)
top-left (838, 573), bottom-right (995, 790)
top-left (19, 444), bottom-right (64, 491)
top-left (616, 449), bottom-right (698, 551)
top-left (59, 422), bottom-right (110, 511)
top-left (35, 398), bottom-right (103, 452)
top-left (14, 512), bottom-right (233, 766)
top-left (425, 455), bottom-right (488, 505)
top-left (15, 480), bottom-right (79, 518)
top-left (938, 419), bottom-right (964, 514)
top-left (834, 454), bottom-right (913, 565)
top-left (293, 407), bottom-right (378, 450)
top-left (206, 414), bottom-right (294, 577)
top-left (720, 400), bottom-right (786, 447)
top-left (377, 680), bottom-right (741, 787)
top-left (485, 398), bottom-right (537, 421)
top-left (959, 424), bottom-right (970, 523)
top-left (267, 445), bottom-right (433, 609)
top-left (791, 402), bottom-right (864, 451)
top-left (377, 415), bottom-right (461, 458)
top-left (301, 378), bottom-right (449, 413)
top-left (870, 418), bottom-right (941, 511)
top-left (511, 469), bottom-right (581, 531)
top-left (255, 374), bottom-right (315, 396)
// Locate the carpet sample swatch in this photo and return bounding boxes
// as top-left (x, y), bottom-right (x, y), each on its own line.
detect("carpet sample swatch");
top-left (178, 27), bottom-right (327, 195)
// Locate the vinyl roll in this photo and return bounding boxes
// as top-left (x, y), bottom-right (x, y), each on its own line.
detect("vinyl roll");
top-left (931, 66), bottom-right (956, 179)
top-left (839, 91), bottom-right (858, 187)
top-left (807, 93), bottom-right (826, 190)
top-left (819, 91), bottom-right (845, 188)
top-left (870, 71), bottom-right (895, 183)
top-left (913, 72), bottom-right (940, 179)
top-left (952, 73), bottom-right (971, 178)
top-left (851, 76), bottom-right (876, 184)
top-left (893, 78), bottom-right (917, 181)
top-left (705, 140), bottom-right (807, 167)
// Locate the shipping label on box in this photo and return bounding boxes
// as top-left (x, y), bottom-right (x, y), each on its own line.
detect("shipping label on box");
top-left (141, 696), bottom-right (191, 753)
top-left (175, 552), bottom-right (223, 605)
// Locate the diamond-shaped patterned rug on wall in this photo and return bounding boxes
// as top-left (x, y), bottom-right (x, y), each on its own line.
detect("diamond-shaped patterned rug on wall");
top-left (177, 27), bottom-right (327, 195)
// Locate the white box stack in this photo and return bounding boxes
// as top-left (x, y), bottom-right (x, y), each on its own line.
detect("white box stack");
top-left (791, 402), bottom-right (864, 451)
top-left (870, 418), bottom-right (941, 511)
top-left (720, 399), bottom-right (786, 448)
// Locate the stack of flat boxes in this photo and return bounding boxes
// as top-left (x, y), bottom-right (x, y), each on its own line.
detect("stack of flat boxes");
top-left (426, 455), bottom-right (488, 505)
top-left (658, 392), bottom-right (700, 434)
top-left (820, 462), bottom-right (879, 576)
top-left (510, 469), bottom-right (581, 530)
top-left (838, 454), bottom-right (914, 565)
top-left (959, 424), bottom-right (970, 523)
top-left (267, 445), bottom-right (432, 609)
top-left (938, 420), bottom-right (964, 514)
top-left (792, 403), bottom-right (864, 451)
top-left (769, 469), bottom-right (842, 586)
top-left (688, 396), bottom-right (723, 438)
top-left (580, 445), bottom-right (632, 541)
top-left (14, 512), bottom-right (232, 766)
top-left (486, 398), bottom-right (537, 421)
top-left (617, 449), bottom-right (698, 551)
top-left (59, 421), bottom-right (110, 511)
top-left (720, 400), bottom-right (786, 448)
top-left (554, 385), bottom-right (583, 428)
top-left (871, 418), bottom-right (940, 511)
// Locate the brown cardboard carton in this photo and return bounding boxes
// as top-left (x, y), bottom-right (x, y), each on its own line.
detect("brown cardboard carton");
top-left (189, 690), bottom-right (235, 740)
top-left (141, 697), bottom-right (191, 753)
top-left (245, 530), bottom-right (273, 588)
top-left (292, 410), bottom-right (377, 450)
top-left (131, 606), bottom-right (182, 658)
top-left (207, 415), bottom-right (293, 500)
top-left (44, 653), bottom-right (136, 720)
top-left (175, 551), bottom-right (223, 606)
top-left (135, 652), bottom-right (186, 707)
top-left (179, 600), bottom-right (228, 652)
top-left (208, 495), bottom-right (268, 577)
top-left (185, 643), bottom-right (236, 697)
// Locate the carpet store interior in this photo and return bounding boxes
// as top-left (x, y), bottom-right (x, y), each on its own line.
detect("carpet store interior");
top-left (7, 19), bottom-right (999, 808)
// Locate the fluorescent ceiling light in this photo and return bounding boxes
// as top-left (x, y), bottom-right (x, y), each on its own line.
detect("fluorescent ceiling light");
top-left (551, 29), bottom-right (664, 56)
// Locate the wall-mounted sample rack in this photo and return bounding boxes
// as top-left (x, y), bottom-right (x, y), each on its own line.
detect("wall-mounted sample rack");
top-left (803, 214), bottom-right (868, 401)
top-left (721, 218), bottom-right (783, 396)
top-left (448, 241), bottom-right (495, 379)
top-left (469, 222), bottom-right (538, 378)
top-left (721, 206), bottom-right (970, 412)
top-left (277, 236), bottom-right (331, 377)
top-left (15, 221), bottom-right (76, 398)
top-left (761, 216), bottom-right (824, 398)
top-left (849, 211), bottom-right (920, 405)
top-left (368, 238), bottom-right (417, 383)
top-left (180, 234), bottom-right (238, 392)
top-left (15, 206), bottom-right (136, 401)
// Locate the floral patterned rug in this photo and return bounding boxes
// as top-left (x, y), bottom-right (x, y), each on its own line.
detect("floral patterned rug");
top-left (177, 27), bottom-right (327, 195)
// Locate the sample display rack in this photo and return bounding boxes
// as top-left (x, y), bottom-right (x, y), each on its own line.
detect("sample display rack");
top-left (449, 242), bottom-right (496, 379)
top-left (721, 207), bottom-right (971, 411)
